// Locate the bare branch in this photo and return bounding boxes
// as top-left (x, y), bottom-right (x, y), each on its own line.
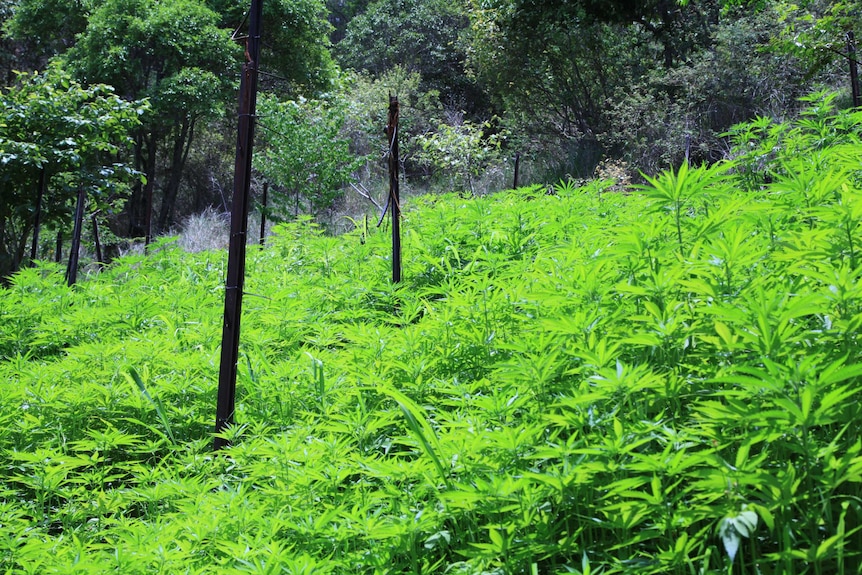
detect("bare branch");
top-left (349, 181), bottom-right (382, 210)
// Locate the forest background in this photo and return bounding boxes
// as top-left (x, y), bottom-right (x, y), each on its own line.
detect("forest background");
top-left (0, 0), bottom-right (858, 276)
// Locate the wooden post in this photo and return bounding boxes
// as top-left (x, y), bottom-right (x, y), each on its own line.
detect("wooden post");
top-left (259, 182), bottom-right (268, 246)
top-left (66, 187), bottom-right (86, 286)
top-left (214, 0), bottom-right (263, 451)
top-left (848, 31), bottom-right (860, 108)
top-left (387, 95), bottom-right (401, 284)
top-left (55, 230), bottom-right (62, 263)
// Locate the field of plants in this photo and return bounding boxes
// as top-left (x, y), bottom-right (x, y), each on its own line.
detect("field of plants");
top-left (2, 96), bottom-right (862, 574)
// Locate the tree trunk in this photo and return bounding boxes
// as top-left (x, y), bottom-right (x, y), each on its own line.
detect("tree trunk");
top-left (848, 31), bottom-right (860, 108)
top-left (128, 131), bottom-right (147, 237)
top-left (92, 215), bottom-right (103, 266)
top-left (29, 167), bottom-right (47, 263)
top-left (66, 187), bottom-right (86, 286)
top-left (0, 206), bottom-right (12, 280)
top-left (143, 135), bottom-right (157, 246)
top-left (14, 220), bottom-right (32, 272)
top-left (157, 116), bottom-right (195, 231)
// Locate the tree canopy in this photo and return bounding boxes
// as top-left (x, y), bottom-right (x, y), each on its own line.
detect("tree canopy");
top-left (337, 0), bottom-right (477, 105)
top-left (0, 65), bottom-right (145, 275)
top-left (3, 0), bottom-right (337, 239)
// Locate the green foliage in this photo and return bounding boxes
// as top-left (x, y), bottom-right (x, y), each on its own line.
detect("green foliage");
top-left (128, 367), bottom-right (176, 444)
top-left (600, 2), bottom-right (826, 173)
top-left (725, 90), bottom-right (862, 188)
top-left (415, 120), bottom-right (506, 195)
top-left (2, 100), bottom-right (862, 574)
top-left (0, 65), bottom-right (145, 274)
top-left (467, 0), bottom-right (849, 178)
top-left (208, 0), bottom-right (336, 93)
top-left (468, 1), bottom-right (633, 140)
top-left (2, 0), bottom-right (89, 64)
top-left (256, 93), bottom-right (365, 221)
top-left (64, 0), bottom-right (233, 113)
top-left (340, 67), bottom-right (445, 178)
top-left (4, 0), bottom-right (337, 233)
top-left (766, 0), bottom-right (862, 76)
top-left (258, 0), bottom-right (337, 93)
top-left (336, 0), bottom-right (479, 108)
top-left (60, 0), bottom-right (238, 233)
top-left (636, 160), bottom-right (734, 254)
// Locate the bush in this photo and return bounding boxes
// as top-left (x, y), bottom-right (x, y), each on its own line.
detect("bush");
top-left (256, 93), bottom-right (365, 223)
top-left (415, 119), bottom-right (507, 195)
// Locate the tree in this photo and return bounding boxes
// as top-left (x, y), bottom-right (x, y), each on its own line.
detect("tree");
top-left (484, 0), bottom-right (718, 69)
top-left (415, 120), bottom-right (506, 195)
top-left (598, 4), bottom-right (832, 173)
top-left (2, 0), bottom-right (88, 69)
top-left (465, 0), bottom-right (852, 178)
top-left (207, 0), bottom-right (337, 94)
top-left (0, 0), bottom-right (24, 83)
top-left (7, 0), bottom-right (336, 237)
top-left (337, 0), bottom-right (486, 112)
top-left (256, 94), bottom-right (364, 222)
top-left (62, 0), bottom-right (236, 239)
top-left (0, 66), bottom-right (144, 277)
top-left (339, 67), bottom-right (446, 180)
top-left (468, 0), bottom-right (648, 166)
top-left (468, 0), bottom-right (721, 136)
top-left (326, 0), bottom-right (374, 43)
top-left (765, 0), bottom-right (862, 82)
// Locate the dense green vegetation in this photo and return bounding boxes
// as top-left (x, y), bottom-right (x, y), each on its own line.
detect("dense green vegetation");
top-left (1, 98), bottom-right (861, 573)
top-left (2, 0), bottom-right (862, 570)
top-left (2, 0), bottom-right (859, 276)
top-left (0, 65), bottom-right (145, 272)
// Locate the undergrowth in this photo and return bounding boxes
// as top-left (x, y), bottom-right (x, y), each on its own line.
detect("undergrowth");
top-left (1, 94), bottom-right (861, 574)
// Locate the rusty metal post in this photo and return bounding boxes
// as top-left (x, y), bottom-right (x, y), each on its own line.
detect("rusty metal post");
top-left (214, 0), bottom-right (263, 451)
top-left (387, 95), bottom-right (401, 284)
top-left (66, 187), bottom-right (86, 286)
top-left (848, 31), bottom-right (860, 108)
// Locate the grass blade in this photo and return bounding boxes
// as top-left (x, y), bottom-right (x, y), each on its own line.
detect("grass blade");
top-left (128, 367), bottom-right (176, 445)
top-left (379, 386), bottom-right (450, 488)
